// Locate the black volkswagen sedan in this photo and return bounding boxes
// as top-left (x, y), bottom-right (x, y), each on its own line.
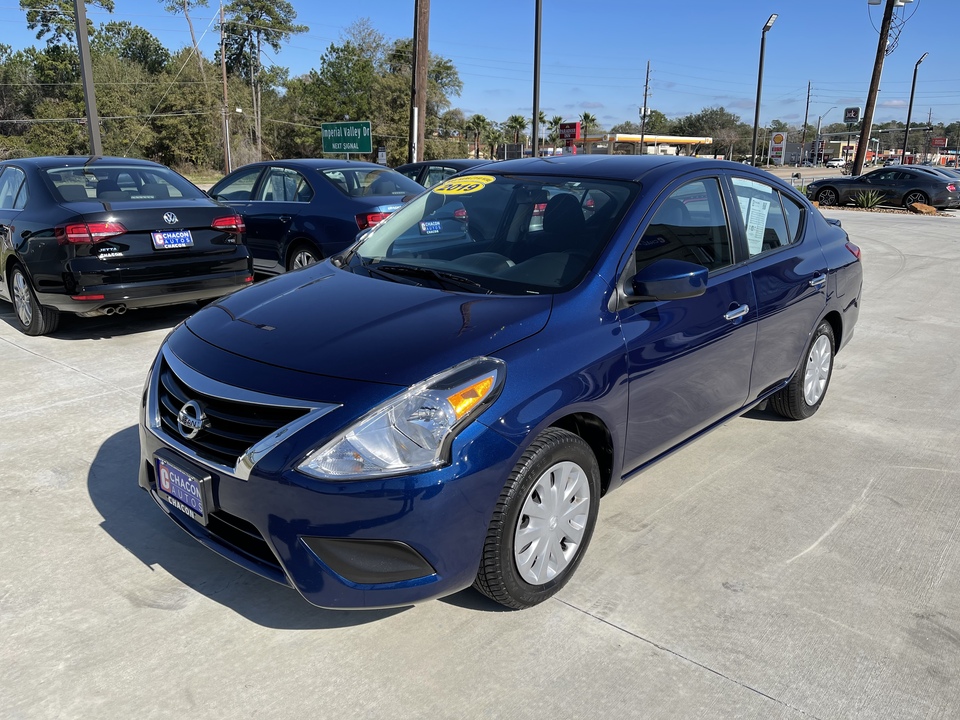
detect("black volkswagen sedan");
top-left (208, 159), bottom-right (424, 275)
top-left (0, 156), bottom-right (252, 335)
top-left (806, 166), bottom-right (959, 210)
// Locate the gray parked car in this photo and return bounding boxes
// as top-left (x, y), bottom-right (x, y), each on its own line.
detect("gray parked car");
top-left (806, 167), bottom-right (960, 210)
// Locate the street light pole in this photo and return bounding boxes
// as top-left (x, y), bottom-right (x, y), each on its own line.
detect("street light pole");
top-left (814, 106), bottom-right (836, 166)
top-left (900, 52), bottom-right (928, 165)
top-left (751, 13), bottom-right (778, 166)
top-left (532, 0), bottom-right (542, 157)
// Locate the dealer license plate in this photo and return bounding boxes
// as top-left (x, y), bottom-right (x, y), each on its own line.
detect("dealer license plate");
top-left (151, 229), bottom-right (194, 249)
top-left (155, 456), bottom-right (208, 525)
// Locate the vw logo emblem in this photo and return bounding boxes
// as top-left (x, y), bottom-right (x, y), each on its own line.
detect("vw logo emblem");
top-left (163, 212), bottom-right (179, 225)
top-left (177, 400), bottom-right (207, 439)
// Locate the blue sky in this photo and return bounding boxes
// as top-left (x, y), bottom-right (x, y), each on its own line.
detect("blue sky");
top-left (5, 0), bottom-right (958, 130)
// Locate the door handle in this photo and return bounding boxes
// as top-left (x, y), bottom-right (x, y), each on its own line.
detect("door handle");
top-left (724, 304), bottom-right (750, 321)
top-left (809, 273), bottom-right (827, 288)
top-left (279, 215), bottom-right (292, 223)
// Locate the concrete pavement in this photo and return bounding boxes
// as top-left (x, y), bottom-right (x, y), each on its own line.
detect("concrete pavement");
top-left (1, 209), bottom-right (959, 719)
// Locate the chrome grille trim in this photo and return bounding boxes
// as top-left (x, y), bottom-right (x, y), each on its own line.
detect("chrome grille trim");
top-left (146, 345), bottom-right (339, 480)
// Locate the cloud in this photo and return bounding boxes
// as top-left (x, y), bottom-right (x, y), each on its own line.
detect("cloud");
top-left (880, 99), bottom-right (907, 108)
top-left (728, 98), bottom-right (756, 110)
top-left (581, 101), bottom-right (604, 109)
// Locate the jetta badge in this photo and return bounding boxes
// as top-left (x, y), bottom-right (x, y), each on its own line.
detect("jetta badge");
top-left (163, 212), bottom-right (179, 225)
top-left (177, 400), bottom-right (207, 439)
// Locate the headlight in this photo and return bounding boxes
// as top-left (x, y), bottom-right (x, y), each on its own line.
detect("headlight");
top-left (297, 357), bottom-right (506, 480)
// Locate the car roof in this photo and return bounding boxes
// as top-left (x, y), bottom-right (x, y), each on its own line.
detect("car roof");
top-left (238, 158), bottom-right (391, 172)
top-left (395, 159), bottom-right (491, 171)
top-left (479, 155), bottom-right (762, 182)
top-left (2, 155), bottom-right (167, 170)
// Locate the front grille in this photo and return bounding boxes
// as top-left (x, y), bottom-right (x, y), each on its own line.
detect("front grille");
top-left (207, 509), bottom-right (284, 572)
top-left (157, 355), bottom-right (310, 469)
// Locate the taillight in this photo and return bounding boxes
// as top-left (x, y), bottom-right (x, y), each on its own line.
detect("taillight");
top-left (453, 207), bottom-right (468, 222)
top-left (845, 241), bottom-right (861, 260)
top-left (56, 221), bottom-right (127, 245)
top-left (532, 202), bottom-right (547, 217)
top-left (212, 215), bottom-right (246, 233)
top-left (356, 211), bottom-right (391, 230)
top-left (947, 183), bottom-right (956, 193)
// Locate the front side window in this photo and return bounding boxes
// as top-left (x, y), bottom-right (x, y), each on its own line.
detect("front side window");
top-left (635, 178), bottom-right (733, 271)
top-left (210, 166), bottom-right (262, 202)
top-left (730, 177), bottom-right (803, 257)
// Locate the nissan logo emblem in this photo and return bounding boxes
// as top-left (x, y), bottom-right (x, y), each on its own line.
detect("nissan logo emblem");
top-left (163, 212), bottom-right (179, 225)
top-left (177, 400), bottom-right (207, 439)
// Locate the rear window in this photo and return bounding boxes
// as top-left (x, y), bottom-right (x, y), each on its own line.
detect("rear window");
top-left (45, 165), bottom-right (206, 203)
top-left (321, 167), bottom-right (423, 198)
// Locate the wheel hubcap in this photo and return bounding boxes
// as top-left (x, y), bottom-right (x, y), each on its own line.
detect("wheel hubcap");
top-left (12, 272), bottom-right (33, 326)
top-left (292, 251), bottom-right (317, 269)
top-left (803, 334), bottom-right (832, 406)
top-left (514, 460), bottom-right (590, 585)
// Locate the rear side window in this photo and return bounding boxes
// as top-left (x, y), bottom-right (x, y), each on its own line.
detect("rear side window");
top-left (730, 178), bottom-right (804, 256)
top-left (0, 167), bottom-right (27, 210)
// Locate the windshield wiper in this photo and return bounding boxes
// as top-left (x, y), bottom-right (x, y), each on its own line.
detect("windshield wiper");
top-left (374, 264), bottom-right (493, 294)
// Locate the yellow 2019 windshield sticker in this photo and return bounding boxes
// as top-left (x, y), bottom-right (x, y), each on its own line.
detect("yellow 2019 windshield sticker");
top-left (432, 175), bottom-right (496, 195)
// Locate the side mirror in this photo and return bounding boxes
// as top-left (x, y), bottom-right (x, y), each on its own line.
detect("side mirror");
top-left (629, 259), bottom-right (708, 301)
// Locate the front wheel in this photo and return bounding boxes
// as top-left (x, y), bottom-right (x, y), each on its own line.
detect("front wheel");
top-left (770, 320), bottom-right (835, 420)
top-left (474, 428), bottom-right (600, 609)
top-left (10, 264), bottom-right (59, 336)
top-left (816, 188), bottom-right (838, 206)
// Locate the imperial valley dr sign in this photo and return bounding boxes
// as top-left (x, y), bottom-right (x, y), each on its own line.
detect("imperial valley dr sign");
top-left (321, 121), bottom-right (373, 154)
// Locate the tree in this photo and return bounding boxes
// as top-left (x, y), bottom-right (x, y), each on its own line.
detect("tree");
top-left (19, 0), bottom-right (115, 45)
top-left (467, 114), bottom-right (487, 159)
top-left (92, 21), bottom-right (169, 73)
top-left (504, 114), bottom-right (528, 145)
top-left (223, 0), bottom-right (308, 159)
top-left (579, 111), bottom-right (598, 137)
top-left (159, 0), bottom-right (208, 78)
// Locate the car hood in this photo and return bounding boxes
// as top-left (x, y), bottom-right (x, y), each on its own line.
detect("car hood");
top-left (184, 265), bottom-right (552, 386)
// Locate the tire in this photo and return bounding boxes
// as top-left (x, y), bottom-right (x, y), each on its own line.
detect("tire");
top-left (903, 190), bottom-right (929, 208)
top-left (816, 188), bottom-right (839, 206)
top-left (9, 263), bottom-right (59, 336)
top-left (287, 243), bottom-right (321, 271)
top-left (474, 428), bottom-right (600, 609)
top-left (770, 320), bottom-right (835, 421)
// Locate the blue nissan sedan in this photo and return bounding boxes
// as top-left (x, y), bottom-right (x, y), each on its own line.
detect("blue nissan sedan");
top-left (139, 156), bottom-right (862, 610)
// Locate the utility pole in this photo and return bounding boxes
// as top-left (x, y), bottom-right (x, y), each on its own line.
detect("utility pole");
top-left (853, 0), bottom-right (897, 176)
top-left (220, 1), bottom-right (232, 174)
top-left (801, 81), bottom-right (811, 164)
top-left (532, 0), bottom-right (542, 158)
top-left (408, 0), bottom-right (430, 164)
top-left (639, 61), bottom-right (651, 155)
top-left (74, 0), bottom-right (102, 156)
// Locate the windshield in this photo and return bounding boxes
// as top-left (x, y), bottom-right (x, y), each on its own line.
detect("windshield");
top-left (45, 164), bottom-right (205, 203)
top-left (342, 173), bottom-right (638, 295)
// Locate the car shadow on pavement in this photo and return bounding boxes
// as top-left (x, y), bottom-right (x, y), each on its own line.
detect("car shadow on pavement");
top-left (89, 426), bottom-right (407, 628)
top-left (0, 303), bottom-right (199, 340)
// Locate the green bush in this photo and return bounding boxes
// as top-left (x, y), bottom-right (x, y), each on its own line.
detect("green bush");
top-left (853, 190), bottom-right (884, 209)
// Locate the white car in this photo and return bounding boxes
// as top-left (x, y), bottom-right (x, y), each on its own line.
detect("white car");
top-left (825, 158), bottom-right (846, 168)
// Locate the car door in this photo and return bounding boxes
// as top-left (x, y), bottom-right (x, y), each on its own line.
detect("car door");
top-left (860, 169), bottom-right (904, 204)
top-left (241, 166), bottom-right (314, 272)
top-left (620, 176), bottom-right (758, 472)
top-left (727, 176), bottom-right (827, 400)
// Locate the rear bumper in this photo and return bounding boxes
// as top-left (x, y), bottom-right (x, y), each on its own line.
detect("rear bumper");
top-left (37, 272), bottom-right (253, 314)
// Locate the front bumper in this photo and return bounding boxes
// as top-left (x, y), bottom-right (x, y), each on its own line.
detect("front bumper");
top-left (137, 348), bottom-right (520, 610)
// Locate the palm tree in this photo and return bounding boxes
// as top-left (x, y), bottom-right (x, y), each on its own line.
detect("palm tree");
top-left (487, 125), bottom-right (505, 160)
top-left (467, 114), bottom-right (488, 159)
top-left (533, 110), bottom-right (547, 147)
top-left (580, 112), bottom-right (598, 137)
top-left (505, 114), bottom-right (529, 145)
top-left (549, 115), bottom-right (564, 150)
